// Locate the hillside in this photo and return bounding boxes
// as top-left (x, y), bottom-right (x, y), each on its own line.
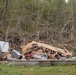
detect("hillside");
top-left (0, 0), bottom-right (76, 54)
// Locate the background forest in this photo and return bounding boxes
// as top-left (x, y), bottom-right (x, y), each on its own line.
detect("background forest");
top-left (0, 0), bottom-right (76, 54)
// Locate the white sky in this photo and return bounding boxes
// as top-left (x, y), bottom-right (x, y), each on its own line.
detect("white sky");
top-left (65, 0), bottom-right (69, 3)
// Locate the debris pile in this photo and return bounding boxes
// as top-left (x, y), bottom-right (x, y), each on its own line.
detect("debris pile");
top-left (0, 41), bottom-right (72, 61)
top-left (22, 41), bottom-right (72, 60)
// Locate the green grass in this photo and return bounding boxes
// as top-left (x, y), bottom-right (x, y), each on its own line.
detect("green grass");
top-left (0, 64), bottom-right (76, 75)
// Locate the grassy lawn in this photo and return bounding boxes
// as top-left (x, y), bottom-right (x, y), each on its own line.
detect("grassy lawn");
top-left (0, 64), bottom-right (76, 75)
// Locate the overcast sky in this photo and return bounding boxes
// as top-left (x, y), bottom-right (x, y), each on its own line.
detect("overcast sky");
top-left (65, 0), bottom-right (69, 3)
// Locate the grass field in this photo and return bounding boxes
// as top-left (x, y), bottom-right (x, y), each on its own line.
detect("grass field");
top-left (0, 64), bottom-right (76, 75)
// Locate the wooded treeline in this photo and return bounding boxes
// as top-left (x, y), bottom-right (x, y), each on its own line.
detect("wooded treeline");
top-left (0, 0), bottom-right (76, 53)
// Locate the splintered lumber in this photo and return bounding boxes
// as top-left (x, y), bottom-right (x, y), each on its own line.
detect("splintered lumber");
top-left (21, 41), bottom-right (72, 56)
top-left (21, 42), bottom-right (34, 54)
